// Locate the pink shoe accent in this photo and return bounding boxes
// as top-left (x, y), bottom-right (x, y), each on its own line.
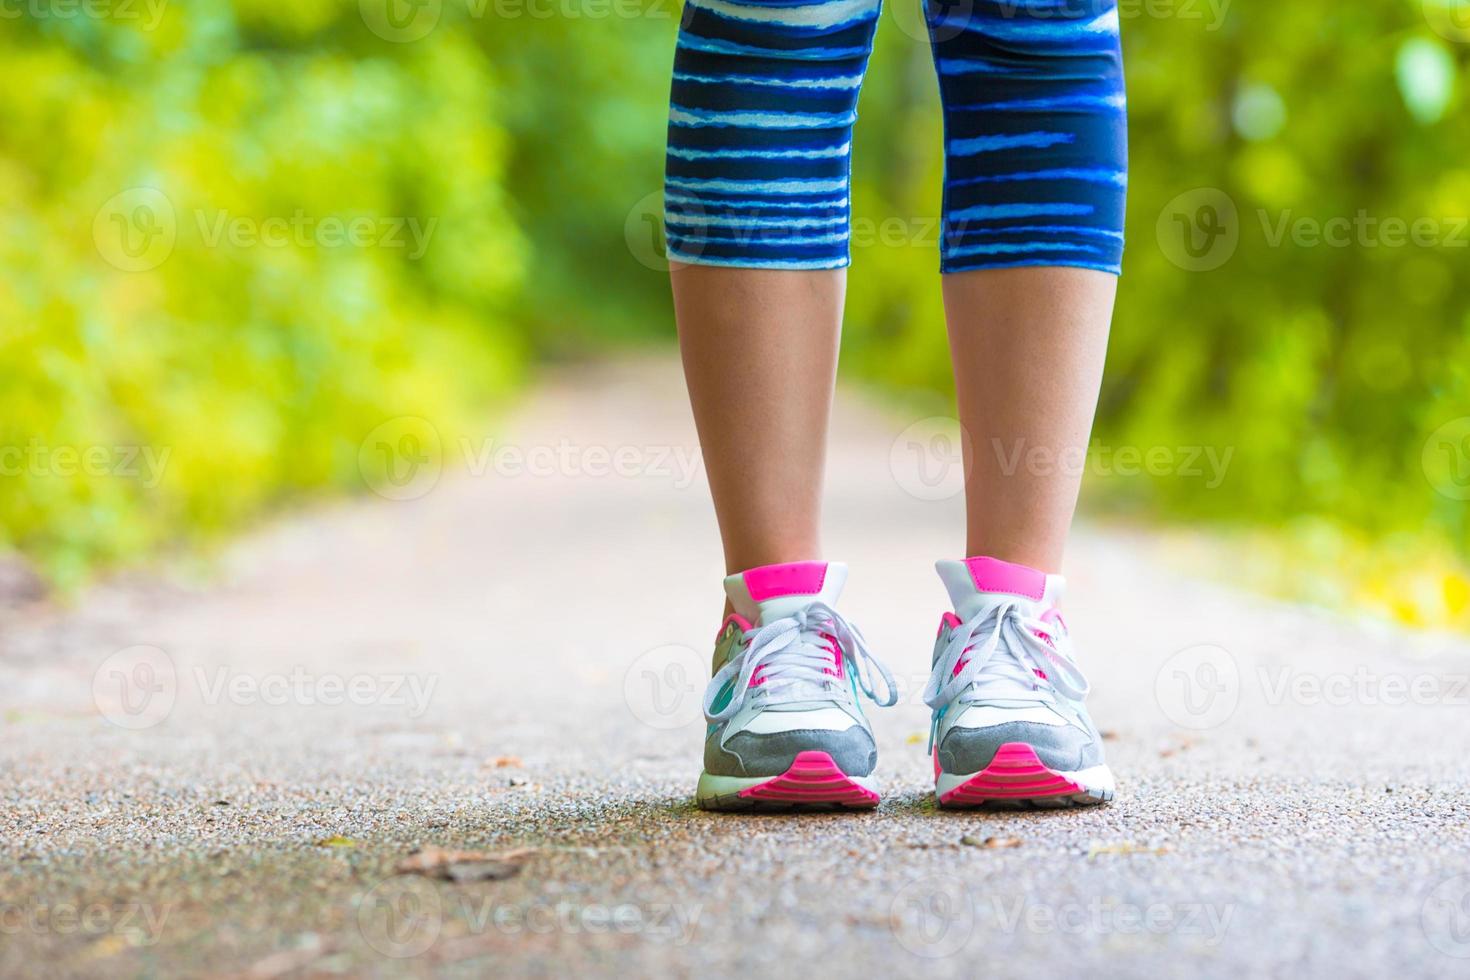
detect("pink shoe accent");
top-left (742, 561), bottom-right (828, 602)
top-left (717, 612), bottom-right (756, 639)
top-left (821, 632), bottom-right (845, 679)
top-left (936, 611), bottom-right (963, 638)
top-left (939, 742), bottom-right (1085, 806)
top-left (748, 634), bottom-right (840, 689)
top-left (736, 751), bottom-right (879, 807)
top-left (963, 556), bottom-right (1046, 600)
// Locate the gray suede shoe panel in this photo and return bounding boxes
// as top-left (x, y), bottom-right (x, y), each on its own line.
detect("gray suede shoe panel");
top-left (937, 720), bottom-right (1104, 774)
top-left (704, 726), bottom-right (877, 778)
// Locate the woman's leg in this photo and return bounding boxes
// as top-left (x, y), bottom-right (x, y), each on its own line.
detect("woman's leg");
top-left (672, 265), bottom-right (844, 574)
top-left (665, 0), bottom-right (881, 575)
top-left (944, 267), bottom-right (1115, 570)
top-left (669, 0), bottom-right (897, 811)
top-left (928, 0), bottom-right (1128, 571)
top-left (921, 1), bottom-right (1126, 807)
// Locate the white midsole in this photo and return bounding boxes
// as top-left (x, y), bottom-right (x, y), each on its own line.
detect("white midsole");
top-left (935, 763), bottom-right (1115, 798)
top-left (696, 769), bottom-right (878, 799)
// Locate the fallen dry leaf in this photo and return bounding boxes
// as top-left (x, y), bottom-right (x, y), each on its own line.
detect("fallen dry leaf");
top-left (488, 756), bottom-right (522, 768)
top-left (1086, 840), bottom-right (1171, 859)
top-left (396, 845), bottom-right (538, 882)
top-left (961, 835), bottom-right (1023, 849)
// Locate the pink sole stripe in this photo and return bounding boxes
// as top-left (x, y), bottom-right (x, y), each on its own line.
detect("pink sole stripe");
top-left (939, 742), bottom-right (1086, 806)
top-left (736, 751), bottom-right (879, 807)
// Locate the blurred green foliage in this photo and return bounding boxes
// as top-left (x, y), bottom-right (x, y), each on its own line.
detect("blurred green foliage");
top-left (0, 0), bottom-right (531, 585)
top-left (2, 0), bottom-right (1469, 623)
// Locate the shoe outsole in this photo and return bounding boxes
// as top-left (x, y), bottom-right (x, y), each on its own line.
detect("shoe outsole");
top-left (697, 751), bottom-right (880, 812)
top-left (938, 742), bottom-right (1113, 809)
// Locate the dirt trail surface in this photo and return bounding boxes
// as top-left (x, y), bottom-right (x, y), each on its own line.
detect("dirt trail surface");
top-left (4, 358), bottom-right (1470, 978)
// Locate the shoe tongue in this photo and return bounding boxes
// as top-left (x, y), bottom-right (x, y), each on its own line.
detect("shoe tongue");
top-left (723, 561), bottom-right (846, 624)
top-left (936, 556), bottom-right (1063, 620)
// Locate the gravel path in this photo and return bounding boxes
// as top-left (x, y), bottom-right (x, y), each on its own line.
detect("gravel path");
top-left (4, 357), bottom-right (1470, 978)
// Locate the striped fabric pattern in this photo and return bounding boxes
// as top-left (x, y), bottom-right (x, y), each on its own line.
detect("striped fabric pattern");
top-left (665, 0), bottom-right (1127, 274)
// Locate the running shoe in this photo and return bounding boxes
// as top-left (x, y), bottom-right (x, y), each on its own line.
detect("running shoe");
top-left (696, 560), bottom-right (897, 811)
top-left (923, 556), bottom-right (1114, 808)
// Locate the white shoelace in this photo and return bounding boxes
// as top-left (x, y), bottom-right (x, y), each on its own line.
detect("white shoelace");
top-left (703, 602), bottom-right (898, 725)
top-left (921, 599), bottom-right (1090, 751)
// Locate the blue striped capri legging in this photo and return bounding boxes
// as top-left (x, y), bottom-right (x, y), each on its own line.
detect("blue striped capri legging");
top-left (664, 0), bottom-right (1127, 274)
